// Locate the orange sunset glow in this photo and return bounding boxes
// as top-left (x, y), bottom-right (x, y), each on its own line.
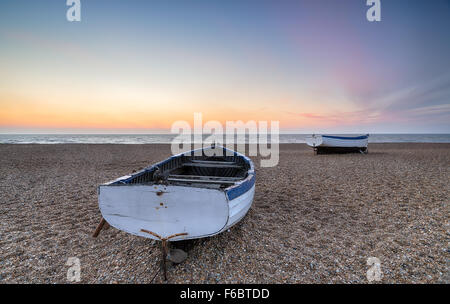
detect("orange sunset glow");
top-left (1, 1), bottom-right (449, 133)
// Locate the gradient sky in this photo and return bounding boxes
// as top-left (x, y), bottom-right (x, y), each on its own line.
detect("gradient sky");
top-left (1, 0), bottom-right (449, 133)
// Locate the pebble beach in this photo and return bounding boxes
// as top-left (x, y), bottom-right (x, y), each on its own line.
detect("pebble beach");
top-left (0, 143), bottom-right (448, 283)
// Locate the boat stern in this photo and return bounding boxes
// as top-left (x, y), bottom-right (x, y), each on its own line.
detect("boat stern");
top-left (98, 184), bottom-right (229, 241)
top-left (306, 135), bottom-right (323, 147)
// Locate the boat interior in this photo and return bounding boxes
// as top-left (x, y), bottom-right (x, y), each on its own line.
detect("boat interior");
top-left (120, 151), bottom-right (251, 189)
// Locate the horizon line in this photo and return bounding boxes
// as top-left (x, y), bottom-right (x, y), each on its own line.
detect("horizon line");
top-left (1, 132), bottom-right (450, 135)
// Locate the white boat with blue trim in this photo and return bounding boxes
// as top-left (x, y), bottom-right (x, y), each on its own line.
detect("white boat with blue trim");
top-left (306, 134), bottom-right (369, 154)
top-left (98, 145), bottom-right (255, 241)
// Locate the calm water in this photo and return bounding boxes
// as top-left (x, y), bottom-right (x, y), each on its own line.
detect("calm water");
top-left (0, 134), bottom-right (449, 144)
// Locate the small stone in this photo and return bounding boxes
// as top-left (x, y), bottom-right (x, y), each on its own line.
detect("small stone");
top-left (167, 248), bottom-right (188, 264)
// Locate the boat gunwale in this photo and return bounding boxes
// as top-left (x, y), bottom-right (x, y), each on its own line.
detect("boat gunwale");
top-left (321, 134), bottom-right (369, 140)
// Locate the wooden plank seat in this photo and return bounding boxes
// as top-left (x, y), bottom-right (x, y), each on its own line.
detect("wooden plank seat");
top-left (168, 174), bottom-right (242, 181)
top-left (182, 161), bottom-right (242, 169)
top-left (167, 174), bottom-right (242, 185)
top-left (167, 177), bottom-right (236, 185)
top-left (190, 160), bottom-right (238, 165)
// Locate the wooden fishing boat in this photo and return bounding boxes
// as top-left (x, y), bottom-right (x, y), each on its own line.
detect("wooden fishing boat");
top-left (97, 145), bottom-right (255, 242)
top-left (306, 134), bottom-right (369, 154)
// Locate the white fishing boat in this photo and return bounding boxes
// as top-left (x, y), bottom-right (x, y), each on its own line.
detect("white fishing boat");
top-left (97, 145), bottom-right (255, 242)
top-left (306, 134), bottom-right (369, 154)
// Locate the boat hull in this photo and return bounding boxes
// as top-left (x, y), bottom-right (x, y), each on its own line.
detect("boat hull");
top-left (307, 135), bottom-right (368, 148)
top-left (98, 147), bottom-right (255, 241)
top-left (306, 135), bottom-right (369, 154)
top-left (99, 184), bottom-right (229, 240)
top-left (222, 183), bottom-right (255, 232)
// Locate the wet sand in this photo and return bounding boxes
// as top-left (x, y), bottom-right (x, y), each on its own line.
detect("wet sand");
top-left (0, 143), bottom-right (448, 283)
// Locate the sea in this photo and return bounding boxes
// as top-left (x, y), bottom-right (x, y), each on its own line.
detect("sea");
top-left (0, 134), bottom-right (449, 144)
